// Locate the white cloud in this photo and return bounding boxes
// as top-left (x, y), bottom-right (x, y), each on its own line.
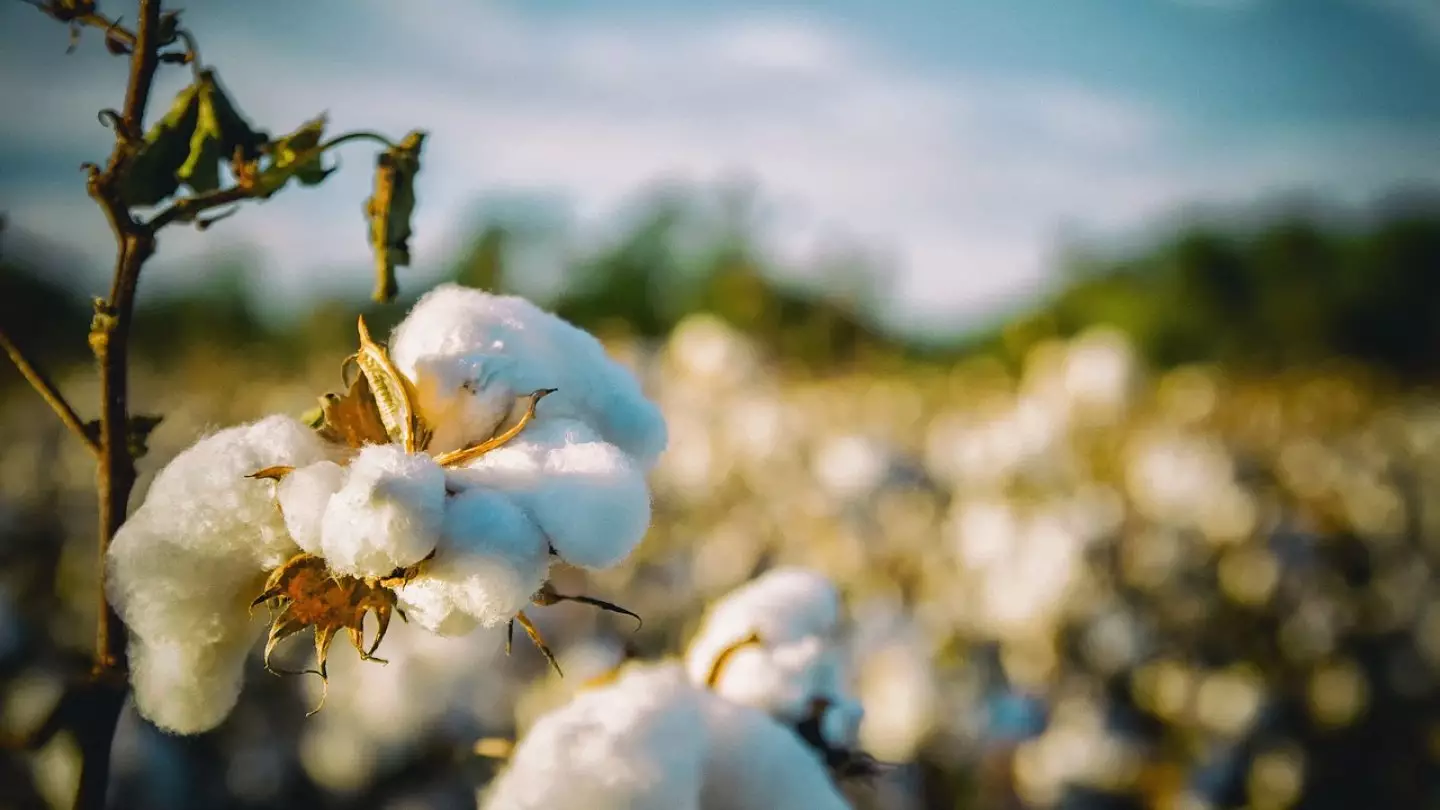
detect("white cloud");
top-left (3, 0), bottom-right (1436, 335)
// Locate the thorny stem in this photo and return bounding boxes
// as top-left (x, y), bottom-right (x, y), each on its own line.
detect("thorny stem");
top-left (0, 328), bottom-right (101, 455)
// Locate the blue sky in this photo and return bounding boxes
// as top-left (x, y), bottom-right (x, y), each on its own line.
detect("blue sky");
top-left (2, 0), bottom-right (1438, 336)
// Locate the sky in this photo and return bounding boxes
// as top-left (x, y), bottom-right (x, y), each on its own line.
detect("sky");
top-left (2, 0), bottom-right (1438, 337)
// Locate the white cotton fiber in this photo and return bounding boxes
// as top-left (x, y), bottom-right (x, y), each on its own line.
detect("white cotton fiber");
top-left (449, 418), bottom-right (653, 569)
top-left (700, 636), bottom-right (834, 721)
top-left (277, 460), bottom-right (346, 555)
top-left (684, 568), bottom-right (866, 739)
top-left (698, 694), bottom-right (851, 810)
top-left (480, 662), bottom-right (708, 810)
top-left (388, 284), bottom-right (668, 468)
top-left (392, 576), bottom-right (479, 636)
top-left (106, 415), bottom-right (335, 733)
top-left (128, 631), bottom-right (255, 735)
top-left (319, 444), bottom-right (446, 578)
top-left (483, 662), bottom-right (849, 810)
top-left (685, 567), bottom-right (842, 686)
top-left (397, 486), bottom-right (550, 628)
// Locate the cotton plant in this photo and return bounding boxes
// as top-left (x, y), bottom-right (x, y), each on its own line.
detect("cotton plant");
top-left (479, 661), bottom-right (854, 810)
top-left (106, 284), bottom-right (667, 734)
top-left (684, 567), bottom-right (878, 780)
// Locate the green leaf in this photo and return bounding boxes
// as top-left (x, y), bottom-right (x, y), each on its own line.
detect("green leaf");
top-left (363, 131), bottom-right (426, 303)
top-left (249, 115), bottom-right (334, 198)
top-left (118, 83), bottom-right (201, 207)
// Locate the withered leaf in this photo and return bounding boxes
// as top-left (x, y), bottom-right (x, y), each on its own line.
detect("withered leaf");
top-left (118, 82), bottom-right (201, 207)
top-left (353, 315), bottom-right (430, 453)
top-left (248, 114), bottom-right (334, 198)
top-left (364, 130), bottom-right (426, 303)
top-left (314, 372), bottom-right (391, 449)
top-left (247, 465), bottom-right (295, 481)
top-left (176, 71), bottom-right (263, 195)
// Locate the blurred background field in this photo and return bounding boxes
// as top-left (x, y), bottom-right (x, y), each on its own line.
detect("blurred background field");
top-left (4, 1), bottom-right (1440, 808)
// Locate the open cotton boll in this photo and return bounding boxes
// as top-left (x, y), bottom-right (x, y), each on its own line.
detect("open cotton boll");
top-left (685, 567), bottom-right (843, 688)
top-left (450, 418), bottom-right (653, 569)
top-left (106, 415), bottom-right (335, 733)
top-left (702, 637), bottom-right (837, 721)
top-left (400, 487), bottom-right (551, 628)
top-left (698, 694), bottom-right (851, 810)
top-left (480, 662), bottom-right (708, 810)
top-left (388, 284), bottom-right (668, 468)
top-left (319, 444), bottom-right (446, 578)
top-left (277, 460), bottom-right (346, 555)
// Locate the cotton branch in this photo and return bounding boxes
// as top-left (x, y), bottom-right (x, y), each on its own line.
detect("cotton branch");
top-left (0, 328), bottom-right (101, 455)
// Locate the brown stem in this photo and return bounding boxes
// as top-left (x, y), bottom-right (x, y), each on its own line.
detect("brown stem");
top-left (69, 3), bottom-right (164, 808)
top-left (0, 327), bottom-right (100, 455)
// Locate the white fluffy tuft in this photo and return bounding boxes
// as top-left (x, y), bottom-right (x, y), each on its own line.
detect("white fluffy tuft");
top-left (685, 568), bottom-right (861, 732)
top-left (449, 418), bottom-right (653, 569)
top-left (106, 415), bottom-right (334, 733)
top-left (277, 460), bottom-right (346, 555)
top-left (483, 662), bottom-right (849, 810)
top-left (388, 284), bottom-right (668, 467)
top-left (480, 663), bottom-right (708, 810)
top-left (396, 487), bottom-right (551, 629)
top-left (698, 692), bottom-right (851, 810)
top-left (319, 444), bottom-right (446, 577)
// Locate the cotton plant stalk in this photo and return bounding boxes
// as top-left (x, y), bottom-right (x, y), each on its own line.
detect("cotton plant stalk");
top-left (106, 284), bottom-right (668, 734)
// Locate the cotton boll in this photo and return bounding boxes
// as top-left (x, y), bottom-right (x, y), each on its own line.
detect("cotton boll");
top-left (480, 662), bottom-right (707, 810)
top-left (320, 445), bottom-right (445, 578)
top-left (106, 416), bottom-right (336, 733)
top-left (698, 694), bottom-right (851, 810)
top-left (277, 460), bottom-right (346, 555)
top-left (414, 487), bottom-right (551, 627)
top-left (450, 418), bottom-right (653, 569)
top-left (388, 284), bottom-right (668, 468)
top-left (685, 568), bottom-right (843, 689)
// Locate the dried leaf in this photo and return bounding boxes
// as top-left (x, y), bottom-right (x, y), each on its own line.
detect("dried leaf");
top-left (364, 130), bottom-right (426, 303)
top-left (127, 414), bottom-right (163, 459)
top-left (314, 373), bottom-right (390, 449)
top-left (248, 115), bottom-right (334, 198)
top-left (246, 465), bottom-right (295, 481)
top-left (118, 83), bottom-right (201, 207)
top-left (531, 581), bottom-right (642, 629)
top-left (176, 71), bottom-right (264, 195)
top-left (251, 552), bottom-right (409, 714)
top-left (352, 315), bottom-right (430, 452)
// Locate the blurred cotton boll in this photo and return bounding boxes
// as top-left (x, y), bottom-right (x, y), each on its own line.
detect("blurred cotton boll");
top-left (481, 661), bottom-right (850, 810)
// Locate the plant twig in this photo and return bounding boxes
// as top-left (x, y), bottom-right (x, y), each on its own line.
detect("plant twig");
top-left (20, 0), bottom-right (137, 51)
top-left (0, 328), bottom-right (101, 456)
